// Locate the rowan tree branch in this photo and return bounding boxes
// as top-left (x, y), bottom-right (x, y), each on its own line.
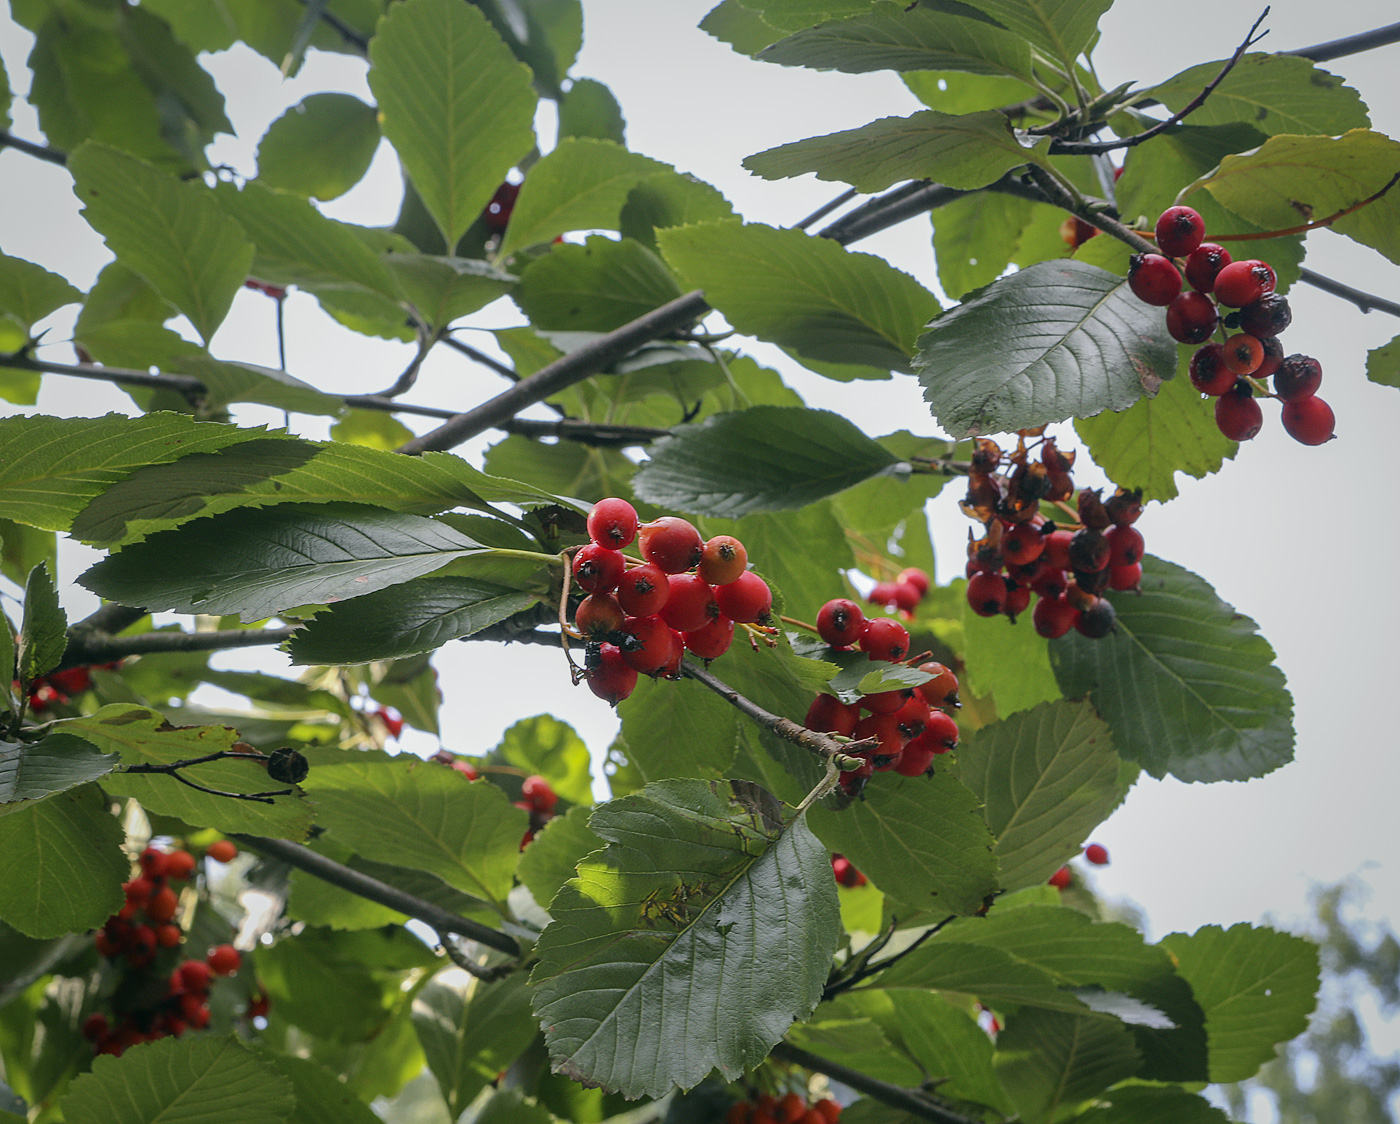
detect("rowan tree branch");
top-left (442, 334), bottom-right (521, 381)
top-left (231, 833), bottom-right (523, 956)
top-left (0, 130), bottom-right (67, 166)
top-left (1289, 19), bottom-right (1400, 61)
top-left (792, 187), bottom-right (859, 232)
top-left (3, 354), bottom-right (206, 407)
top-left (1296, 267), bottom-right (1400, 318)
top-left (60, 626), bottom-right (299, 669)
top-left (769, 1043), bottom-right (981, 1124)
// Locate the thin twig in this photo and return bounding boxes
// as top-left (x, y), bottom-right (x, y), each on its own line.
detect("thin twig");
top-left (293, 0), bottom-right (367, 51)
top-left (1052, 9), bottom-right (1271, 156)
top-left (123, 750), bottom-right (292, 804)
top-left (442, 334), bottom-right (522, 381)
top-left (232, 833), bottom-right (522, 955)
top-left (0, 130), bottom-right (66, 166)
top-left (792, 187), bottom-right (859, 232)
top-left (769, 1043), bottom-right (981, 1124)
top-left (369, 329), bottom-right (439, 398)
top-left (437, 935), bottom-right (517, 981)
top-left (824, 916), bottom-right (955, 1000)
top-left (2, 354), bottom-right (206, 407)
top-left (1297, 268), bottom-right (1400, 318)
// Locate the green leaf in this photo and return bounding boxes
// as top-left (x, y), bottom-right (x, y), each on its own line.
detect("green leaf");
top-left (1048, 555), bottom-right (1293, 783)
top-left (619, 173), bottom-right (735, 251)
top-left (288, 577), bottom-right (540, 665)
top-left (957, 701), bottom-right (1122, 892)
top-left (517, 805), bottom-right (603, 909)
top-left (471, 1089), bottom-right (554, 1124)
top-left (18, 563), bottom-right (66, 683)
top-left (61, 1036), bottom-right (295, 1124)
top-left (1367, 335), bottom-right (1400, 388)
top-left (68, 144), bottom-right (254, 344)
top-left (995, 1008), bottom-right (1141, 1123)
top-left (515, 237), bottom-right (682, 332)
top-left (256, 93), bottom-right (380, 201)
top-left (1073, 1085), bottom-right (1232, 1124)
top-left (954, 0), bottom-right (1111, 67)
top-left (701, 0), bottom-right (785, 56)
top-left (1149, 54), bottom-right (1369, 139)
top-left (933, 190), bottom-right (1037, 300)
top-left (80, 503), bottom-right (492, 623)
top-left (0, 52), bottom-right (10, 130)
top-left (633, 406), bottom-right (899, 517)
top-left (808, 771), bottom-right (999, 917)
top-left (787, 994), bottom-right (925, 1087)
top-left (302, 754), bottom-right (526, 908)
top-left (412, 972), bottom-right (539, 1118)
top-left (117, 4), bottom-right (231, 143)
top-left (0, 251), bottom-right (81, 336)
top-left (0, 734), bottom-right (117, 805)
top-left (498, 138), bottom-right (673, 257)
top-left (1158, 923), bottom-right (1319, 1083)
top-left (904, 69), bottom-right (1042, 115)
top-left (368, 0), bottom-right (537, 249)
top-left (530, 779), bottom-right (840, 1098)
top-left (557, 77), bottom-right (626, 144)
top-left (737, 0), bottom-right (879, 31)
top-left (759, 1), bottom-right (1034, 81)
top-left (385, 254), bottom-right (517, 330)
top-left (0, 785), bottom-right (126, 938)
top-left (618, 674), bottom-right (739, 782)
top-left (496, 715), bottom-right (593, 807)
top-left (743, 109), bottom-right (1050, 193)
top-left (271, 1055), bottom-right (383, 1124)
top-left (62, 704), bottom-right (314, 838)
top-left (960, 600), bottom-right (1060, 716)
top-left (915, 260), bottom-right (1177, 437)
top-left (1075, 358), bottom-right (1237, 502)
top-left (658, 221), bottom-right (940, 371)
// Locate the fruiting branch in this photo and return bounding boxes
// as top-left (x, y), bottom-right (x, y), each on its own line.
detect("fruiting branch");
top-left (59, 625), bottom-right (298, 670)
top-left (769, 1043), bottom-right (982, 1124)
top-left (121, 749), bottom-right (293, 803)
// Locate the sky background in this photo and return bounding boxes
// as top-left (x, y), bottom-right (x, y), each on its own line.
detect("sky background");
top-left (2, 0), bottom-right (1398, 1066)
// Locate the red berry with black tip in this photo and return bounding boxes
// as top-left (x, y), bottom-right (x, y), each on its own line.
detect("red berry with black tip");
top-left (1214, 260), bottom-right (1276, 308)
top-left (617, 563), bottom-right (669, 617)
top-left (587, 497), bottom-right (638, 549)
top-left (714, 571), bottom-right (772, 624)
top-left (895, 733), bottom-right (938, 777)
top-left (1033, 594), bottom-right (1078, 638)
top-left (923, 709), bottom-right (959, 752)
top-left (572, 543), bottom-right (624, 593)
top-left (1274, 354), bottom-right (1322, 401)
top-left (1190, 344), bottom-right (1236, 396)
top-left (575, 593), bottom-right (625, 639)
top-left (620, 615), bottom-right (679, 673)
top-left (588, 643), bottom-right (637, 705)
top-left (817, 598), bottom-right (866, 647)
top-left (1108, 562), bottom-right (1142, 591)
top-left (1004, 582), bottom-right (1031, 620)
top-left (1128, 253), bottom-right (1182, 306)
top-left (1155, 206), bottom-right (1205, 257)
top-left (638, 516), bottom-right (703, 574)
top-left (1281, 396), bottom-right (1336, 445)
top-left (684, 616), bottom-right (734, 660)
top-left (916, 662), bottom-right (959, 708)
top-left (1068, 528), bottom-right (1110, 573)
top-left (1238, 293), bottom-right (1291, 338)
top-left (966, 572), bottom-right (1008, 617)
top-left (859, 618), bottom-right (909, 662)
top-left (1105, 525), bottom-right (1144, 567)
top-left (1165, 291), bottom-right (1218, 344)
top-left (1185, 243), bottom-right (1231, 291)
top-left (1215, 382), bottom-right (1263, 441)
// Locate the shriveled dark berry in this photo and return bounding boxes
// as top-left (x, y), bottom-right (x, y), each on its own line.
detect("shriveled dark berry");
top-left (1068, 528), bottom-right (1110, 573)
top-left (1274, 354), bottom-right (1322, 400)
top-left (1075, 597), bottom-right (1117, 639)
top-left (1238, 294), bottom-right (1291, 338)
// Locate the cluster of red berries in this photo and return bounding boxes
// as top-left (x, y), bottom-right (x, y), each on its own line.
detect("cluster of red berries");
top-left (86, 844), bottom-right (250, 1056)
top-left (728, 1092), bottom-right (842, 1124)
top-left (862, 566), bottom-right (931, 618)
top-left (574, 498), bottom-right (773, 706)
top-left (961, 436), bottom-right (1145, 641)
top-left (21, 662), bottom-right (117, 713)
top-left (1129, 206), bottom-right (1335, 446)
top-left (830, 854), bottom-right (867, 888)
top-left (515, 774), bottom-right (558, 848)
top-left (1047, 841), bottom-right (1110, 889)
top-left (431, 748), bottom-right (480, 781)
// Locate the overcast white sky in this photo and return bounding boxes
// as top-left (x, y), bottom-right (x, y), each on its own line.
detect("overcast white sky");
top-left (2, 0), bottom-right (1399, 1049)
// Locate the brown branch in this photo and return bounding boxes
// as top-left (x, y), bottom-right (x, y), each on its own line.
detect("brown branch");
top-left (1296, 268), bottom-right (1400, 319)
top-left (0, 130), bottom-right (66, 166)
top-left (769, 1043), bottom-right (982, 1124)
top-left (232, 833), bottom-right (522, 956)
top-left (792, 187), bottom-right (859, 232)
top-left (1209, 171), bottom-right (1400, 241)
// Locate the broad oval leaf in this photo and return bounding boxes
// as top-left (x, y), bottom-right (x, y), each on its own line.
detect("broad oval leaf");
top-left (954, 0), bottom-right (1112, 67)
top-left (530, 779), bottom-right (840, 1098)
top-left (0, 733), bottom-right (117, 805)
top-left (995, 1008), bottom-right (1142, 1121)
top-left (516, 236), bottom-right (682, 331)
top-left (1074, 1085), bottom-right (1233, 1124)
top-left (915, 260), bottom-right (1177, 437)
top-left (256, 92), bottom-right (381, 202)
top-left (633, 406), bottom-right (899, 517)
top-left (0, 250), bottom-right (81, 334)
top-left (18, 561), bottom-right (66, 681)
top-left (516, 805), bottom-right (604, 909)
top-left (368, 0), bottom-right (537, 249)
top-left (79, 503), bottom-right (491, 623)
top-left (1048, 555), bottom-right (1293, 783)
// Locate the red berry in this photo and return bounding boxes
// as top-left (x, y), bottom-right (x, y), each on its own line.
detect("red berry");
top-left (777, 1093), bottom-right (806, 1123)
top-left (1281, 396), bottom-right (1335, 445)
top-left (146, 885), bottom-right (179, 923)
top-left (714, 571), bottom-right (772, 624)
top-left (1068, 528), bottom-right (1110, 573)
top-left (571, 543), bottom-right (624, 593)
top-left (893, 692), bottom-right (931, 737)
top-left (1127, 253), bottom-right (1182, 306)
top-left (208, 944), bottom-right (241, 976)
top-left (1031, 566), bottom-right (1069, 600)
top-left (1033, 594), bottom-right (1078, 639)
top-left (1002, 522), bottom-right (1045, 566)
top-left (1221, 333), bottom-right (1263, 376)
top-left (1004, 582), bottom-right (1031, 621)
top-left (867, 581), bottom-right (898, 607)
top-left (1165, 291), bottom-right (1218, 344)
top-left (1214, 259), bottom-right (1276, 307)
top-left (1060, 215), bottom-right (1098, 249)
top-left (82, 1013), bottom-right (109, 1041)
top-left (1074, 597), bottom-right (1117, 639)
top-left (861, 689), bottom-right (905, 715)
top-left (805, 693), bottom-right (859, 737)
top-left (1188, 343), bottom-right (1235, 396)
top-left (697, 535), bottom-right (747, 586)
top-left (156, 923), bottom-right (182, 948)
top-left (1084, 843), bottom-right (1110, 865)
top-left (164, 850), bottom-right (196, 880)
top-left (660, 573), bottom-right (718, 633)
top-left (1105, 525), bottom-right (1144, 568)
top-left (124, 876), bottom-right (154, 905)
top-left (1215, 383), bottom-right (1263, 441)
top-left (915, 662), bottom-right (959, 708)
top-left (187, 1003), bottom-right (211, 1029)
top-left (207, 840), bottom-right (238, 864)
top-left (853, 713), bottom-right (904, 764)
top-left (248, 994), bottom-right (270, 1019)
top-left (897, 567), bottom-right (930, 596)
top-left (966, 572), bottom-right (1007, 617)
top-left (376, 707), bottom-right (404, 739)
top-left (616, 563), bottom-right (670, 617)
top-left (139, 847), bottom-right (169, 878)
top-left (859, 618), bottom-right (909, 662)
top-left (923, 709), bottom-right (959, 752)
top-left (817, 598), bottom-right (866, 647)
top-left (638, 516), bottom-right (703, 573)
top-left (178, 958), bottom-right (212, 992)
top-left (522, 775), bottom-right (557, 814)
top-left (587, 497), bottom-right (639, 549)
top-left (1048, 866), bottom-right (1072, 889)
top-left (587, 643), bottom-right (637, 705)
top-left (483, 181), bottom-right (519, 232)
top-left (1274, 354), bottom-right (1322, 401)
top-left (620, 615), bottom-right (681, 673)
top-left (1155, 206), bottom-right (1205, 257)
top-left (1043, 529), bottom-right (1074, 571)
top-left (1108, 562), bottom-right (1142, 591)
top-left (684, 615), bottom-right (735, 660)
top-left (813, 1100), bottom-right (841, 1124)
top-left (890, 581), bottom-right (921, 612)
top-left (1238, 293), bottom-right (1291, 338)
top-left (1254, 335), bottom-right (1285, 381)
top-left (575, 592), bottom-right (625, 639)
top-left (1184, 243), bottom-right (1231, 291)
top-left (451, 759), bottom-right (479, 780)
top-left (895, 732), bottom-right (938, 776)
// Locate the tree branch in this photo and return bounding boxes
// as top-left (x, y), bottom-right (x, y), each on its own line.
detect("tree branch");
top-left (0, 130), bottom-right (67, 166)
top-left (769, 1042), bottom-right (982, 1124)
top-left (442, 334), bottom-right (522, 382)
top-left (792, 187), bottom-right (859, 232)
top-left (232, 833), bottom-right (522, 956)
top-left (2, 354), bottom-right (206, 407)
top-left (1296, 267), bottom-right (1400, 318)
top-left (122, 749), bottom-right (293, 803)
top-left (61, 625), bottom-right (298, 669)
top-left (367, 328), bottom-right (439, 399)
top-left (293, 0), bottom-right (368, 51)
top-left (1289, 20), bottom-right (1400, 62)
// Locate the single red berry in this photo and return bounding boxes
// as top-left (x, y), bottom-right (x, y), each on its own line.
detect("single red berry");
top-left (1004, 582), bottom-right (1031, 621)
top-left (915, 662), bottom-right (960, 708)
top-left (861, 688), bottom-right (905, 715)
top-left (727, 1102), bottom-right (753, 1124)
top-left (207, 840), bottom-right (238, 863)
top-left (1238, 293), bottom-right (1291, 338)
top-left (1108, 562), bottom-right (1142, 591)
top-left (1031, 566), bottom-right (1069, 600)
top-left (1104, 489), bottom-right (1143, 527)
top-left (587, 497), bottom-right (639, 549)
top-left (1155, 206), bottom-right (1205, 257)
top-left (867, 581), bottom-right (898, 607)
top-left (893, 690), bottom-right (931, 734)
top-left (1214, 259), bottom-right (1276, 307)
top-left (483, 181), bottom-right (520, 233)
top-left (638, 516), bottom-right (703, 573)
top-left (616, 563), bottom-right (670, 617)
top-left (521, 775), bottom-right (558, 814)
top-left (859, 618), bottom-right (909, 662)
top-left (572, 543), bottom-right (624, 593)
top-left (1189, 343), bottom-right (1236, 396)
top-left (897, 567), bottom-right (930, 597)
top-left (697, 535), bottom-right (747, 586)
top-left (1215, 383), bottom-right (1263, 441)
top-left (685, 615), bottom-right (735, 660)
top-left (966, 572), bottom-right (1008, 617)
top-left (82, 1013), bottom-right (109, 1041)
top-left (890, 581), bottom-right (921, 612)
top-left (164, 850), bottom-right (196, 880)
top-left (139, 847), bottom-right (169, 878)
top-left (813, 1098), bottom-right (842, 1124)
top-left (1281, 396), bottom-right (1336, 445)
top-left (248, 994), bottom-right (270, 1019)
top-left (1002, 522), bottom-right (1046, 566)
top-left (1221, 333), bottom-right (1264, 375)
top-left (777, 1093), bottom-right (807, 1123)
top-left (1033, 594), bottom-right (1078, 639)
top-left (1105, 525), bottom-right (1144, 568)
top-left (1184, 243), bottom-right (1231, 291)
top-left (48, 666), bottom-right (92, 694)
top-left (1059, 215), bottom-right (1098, 248)
top-left (620, 615), bottom-right (679, 673)
top-left (1254, 335), bottom-right (1285, 381)
top-left (817, 598), bottom-right (866, 647)
top-left (1273, 354), bottom-right (1322, 400)
top-left (575, 592), bottom-right (625, 639)
top-left (805, 693), bottom-right (859, 737)
top-left (1127, 253), bottom-right (1182, 306)
top-left (1084, 842), bottom-right (1110, 865)
top-left (1043, 529), bottom-right (1074, 571)
top-left (853, 713), bottom-right (905, 767)
top-left (660, 573), bottom-right (718, 633)
top-left (1074, 597), bottom-right (1117, 639)
top-left (451, 759), bottom-right (479, 780)
top-left (714, 571), bottom-right (772, 623)
top-left (146, 885), bottom-right (179, 923)
top-left (208, 944), bottom-right (242, 976)
top-left (1048, 866), bottom-right (1072, 889)
top-left (924, 709), bottom-right (959, 752)
top-left (587, 643), bottom-right (637, 705)
top-left (124, 876), bottom-right (154, 905)
top-left (187, 1003), bottom-right (211, 1030)
top-left (1165, 290), bottom-right (1218, 344)
top-left (895, 732), bottom-right (938, 776)
top-left (156, 923), bottom-right (182, 948)
top-left (178, 958), bottom-right (212, 992)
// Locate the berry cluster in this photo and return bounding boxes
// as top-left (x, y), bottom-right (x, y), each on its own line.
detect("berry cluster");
top-left (1047, 841), bottom-right (1110, 890)
top-left (430, 748), bottom-right (481, 781)
top-left (86, 844), bottom-right (249, 1056)
top-left (574, 498), bottom-right (772, 706)
top-left (728, 1092), bottom-right (842, 1124)
top-left (20, 662), bottom-right (117, 713)
top-left (515, 774), bottom-right (558, 848)
top-left (960, 436), bottom-right (1145, 641)
top-left (830, 853), bottom-right (867, 888)
top-left (862, 565), bottom-right (931, 618)
top-left (1128, 205), bottom-right (1335, 446)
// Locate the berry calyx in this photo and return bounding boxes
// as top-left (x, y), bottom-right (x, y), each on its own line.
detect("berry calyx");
top-left (571, 543), bottom-right (625, 593)
top-left (1215, 383), bottom-right (1264, 441)
top-left (1165, 290), bottom-right (1218, 344)
top-left (859, 618), bottom-right (909, 662)
top-left (1184, 243), bottom-right (1231, 291)
top-left (638, 516), bottom-right (704, 573)
top-left (714, 571), bottom-right (772, 624)
top-left (1127, 253), bottom-right (1182, 306)
top-left (1273, 354), bottom-right (1322, 401)
top-left (697, 535), bottom-right (748, 586)
top-left (616, 563), bottom-right (670, 617)
top-left (817, 598), bottom-right (866, 647)
top-left (587, 497), bottom-right (639, 549)
top-left (1154, 205), bottom-right (1205, 257)
top-left (1281, 395), bottom-right (1336, 445)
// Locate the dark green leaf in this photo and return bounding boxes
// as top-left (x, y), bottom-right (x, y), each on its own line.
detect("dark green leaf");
top-left (288, 577), bottom-right (541, 665)
top-left (515, 237), bottom-right (681, 331)
top-left (18, 563), bottom-right (66, 682)
top-left (80, 504), bottom-right (492, 623)
top-left (471, 1089), bottom-right (554, 1124)
top-left (557, 77), bottom-right (626, 144)
top-left (960, 599), bottom-right (1060, 716)
top-left (516, 805), bottom-right (603, 909)
top-left (368, 0), bottom-right (537, 248)
top-left (68, 144), bottom-right (254, 344)
top-left (0, 734), bottom-right (116, 805)
top-left (995, 1007), bottom-right (1140, 1123)
top-left (915, 260), bottom-right (1177, 437)
top-left (658, 221), bottom-right (940, 371)
top-left (271, 1055), bottom-right (383, 1124)
top-left (737, 0), bottom-right (882, 32)
top-left (701, 0), bottom-right (785, 57)
top-left (385, 254), bottom-right (516, 330)
top-left (496, 714), bottom-right (593, 807)
top-left (117, 4), bottom-right (231, 143)
top-left (634, 406), bottom-right (899, 517)
top-left (256, 93), bottom-right (380, 201)
top-left (1049, 555), bottom-right (1293, 782)
top-left (954, 0), bottom-right (1111, 67)
top-left (531, 779), bottom-right (840, 1098)
top-left (618, 674), bottom-right (739, 782)
top-left (619, 172), bottom-right (735, 251)
top-left (0, 251), bottom-right (81, 336)
top-left (1073, 1085), bottom-right (1232, 1124)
